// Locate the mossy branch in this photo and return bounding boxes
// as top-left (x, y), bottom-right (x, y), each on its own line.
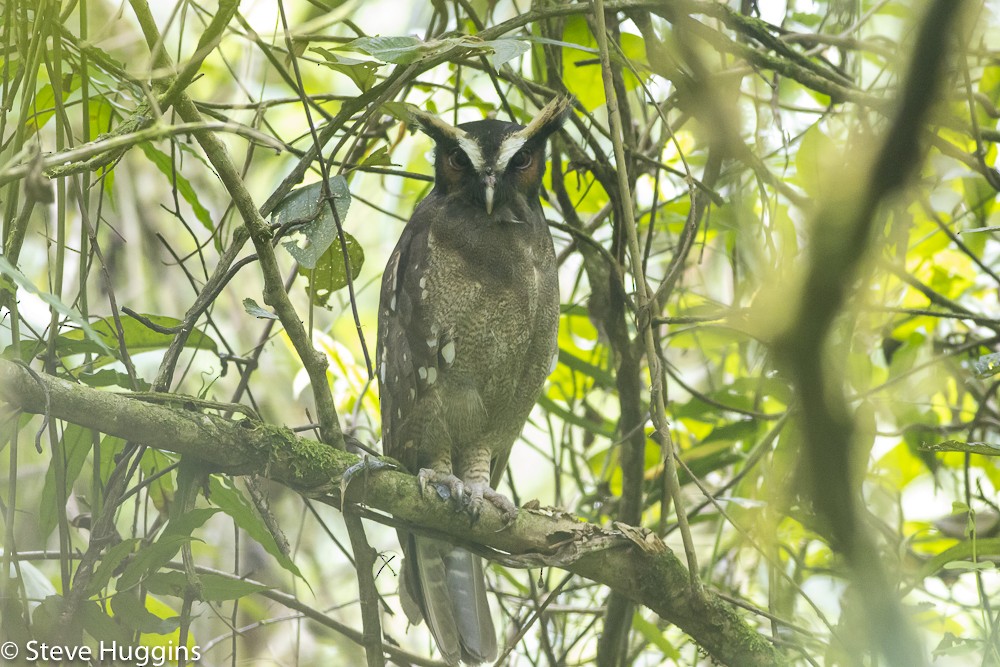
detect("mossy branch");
top-left (0, 358), bottom-right (784, 666)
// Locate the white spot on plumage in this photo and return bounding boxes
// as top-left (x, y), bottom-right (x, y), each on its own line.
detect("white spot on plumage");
top-left (427, 337), bottom-right (437, 349)
top-left (409, 388), bottom-right (415, 400)
top-left (390, 294), bottom-right (397, 311)
top-left (388, 251), bottom-right (401, 292)
top-left (426, 367), bottom-right (437, 385)
top-left (419, 276), bottom-right (427, 289)
top-left (441, 340), bottom-right (456, 366)
top-left (418, 367), bottom-right (427, 380)
top-left (379, 362), bottom-right (386, 383)
top-left (549, 351), bottom-right (559, 374)
top-left (421, 289), bottom-right (429, 300)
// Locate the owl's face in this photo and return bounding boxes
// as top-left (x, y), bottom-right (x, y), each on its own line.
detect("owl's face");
top-left (410, 98), bottom-right (571, 223)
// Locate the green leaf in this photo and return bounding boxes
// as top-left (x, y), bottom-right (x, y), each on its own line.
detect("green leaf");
top-left (116, 535), bottom-right (194, 591)
top-left (31, 595), bottom-right (75, 643)
top-left (208, 476), bottom-right (304, 580)
top-left (941, 560), bottom-right (996, 571)
top-left (789, 11), bottom-right (823, 27)
top-left (298, 231), bottom-right (365, 308)
top-left (359, 146), bottom-right (397, 168)
top-left (78, 368), bottom-right (151, 390)
top-left (920, 439), bottom-right (1000, 456)
top-left (243, 297), bottom-right (278, 320)
top-left (85, 96), bottom-right (120, 193)
top-left (39, 424), bottom-right (95, 540)
top-left (932, 633), bottom-right (980, 658)
top-left (556, 348), bottom-right (615, 389)
top-left (2, 335), bottom-right (103, 362)
top-left (0, 256), bottom-right (111, 354)
top-left (85, 538), bottom-right (141, 597)
top-left (139, 142), bottom-right (215, 234)
top-left (698, 420), bottom-right (759, 447)
top-left (4, 556), bottom-right (57, 601)
top-left (163, 507), bottom-right (221, 540)
top-left (0, 272), bottom-right (15, 299)
top-left (556, 16), bottom-right (646, 110)
top-left (916, 538), bottom-right (1000, 580)
top-left (275, 177), bottom-right (353, 269)
top-left (144, 571), bottom-right (271, 601)
top-left (110, 592), bottom-right (180, 635)
top-left (340, 35), bottom-right (461, 64)
top-left (311, 48), bottom-right (379, 91)
top-left (492, 565), bottom-right (530, 594)
top-left (339, 34), bottom-right (524, 69)
top-left (61, 313), bottom-right (217, 368)
top-left (380, 101), bottom-right (411, 121)
top-left (538, 395), bottom-right (616, 439)
top-left (26, 74), bottom-right (81, 135)
top-left (98, 436), bottom-right (127, 487)
top-left (481, 39), bottom-right (530, 69)
top-left (140, 449), bottom-right (178, 512)
top-left (974, 352), bottom-right (1000, 378)
top-left (632, 611), bottom-right (680, 659)
top-left (28, 83), bottom-right (59, 134)
top-left (79, 601), bottom-right (132, 644)
top-left (795, 125), bottom-right (839, 198)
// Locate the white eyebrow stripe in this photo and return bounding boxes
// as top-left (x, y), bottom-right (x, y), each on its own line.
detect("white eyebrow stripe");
top-left (456, 134), bottom-right (486, 173)
top-left (495, 134), bottom-right (528, 173)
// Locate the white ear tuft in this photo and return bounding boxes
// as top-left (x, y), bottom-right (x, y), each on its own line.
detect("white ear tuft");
top-left (495, 96), bottom-right (572, 173)
top-left (406, 106), bottom-right (486, 173)
top-left (515, 95), bottom-right (573, 143)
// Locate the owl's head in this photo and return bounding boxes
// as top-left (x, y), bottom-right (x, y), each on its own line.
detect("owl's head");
top-left (409, 97), bottom-right (571, 221)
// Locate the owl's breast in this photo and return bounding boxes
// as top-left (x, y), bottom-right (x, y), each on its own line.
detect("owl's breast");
top-left (423, 225), bottom-right (558, 413)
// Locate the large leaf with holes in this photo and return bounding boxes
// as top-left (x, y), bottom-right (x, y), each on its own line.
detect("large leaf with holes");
top-left (275, 177), bottom-right (353, 269)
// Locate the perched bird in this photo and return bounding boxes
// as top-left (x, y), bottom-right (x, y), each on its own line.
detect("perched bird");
top-left (377, 97), bottom-right (570, 665)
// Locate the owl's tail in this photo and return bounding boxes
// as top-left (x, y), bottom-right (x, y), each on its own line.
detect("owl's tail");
top-left (399, 535), bottom-right (497, 665)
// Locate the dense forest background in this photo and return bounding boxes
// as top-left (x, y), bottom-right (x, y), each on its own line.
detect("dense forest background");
top-left (2, 0), bottom-right (999, 665)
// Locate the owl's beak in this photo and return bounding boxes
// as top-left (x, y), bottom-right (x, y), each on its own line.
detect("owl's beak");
top-left (483, 172), bottom-right (497, 215)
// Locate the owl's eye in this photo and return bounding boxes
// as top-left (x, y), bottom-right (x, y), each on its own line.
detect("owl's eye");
top-left (448, 149), bottom-right (471, 170)
top-left (510, 149), bottom-right (533, 170)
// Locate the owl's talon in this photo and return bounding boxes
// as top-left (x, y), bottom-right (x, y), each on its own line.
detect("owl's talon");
top-left (465, 482), bottom-right (517, 526)
top-left (417, 469), bottom-right (466, 506)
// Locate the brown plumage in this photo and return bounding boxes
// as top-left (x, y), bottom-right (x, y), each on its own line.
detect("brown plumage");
top-left (377, 97), bottom-right (570, 664)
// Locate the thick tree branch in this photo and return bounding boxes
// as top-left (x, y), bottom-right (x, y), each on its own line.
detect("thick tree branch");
top-left (0, 358), bottom-right (784, 666)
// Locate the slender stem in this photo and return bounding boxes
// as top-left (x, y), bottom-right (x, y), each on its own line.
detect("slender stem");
top-left (592, 0), bottom-right (701, 590)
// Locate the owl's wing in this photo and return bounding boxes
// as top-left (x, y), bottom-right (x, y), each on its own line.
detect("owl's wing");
top-left (377, 206), bottom-right (442, 472)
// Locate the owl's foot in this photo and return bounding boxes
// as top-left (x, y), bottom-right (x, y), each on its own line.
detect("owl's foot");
top-left (466, 482), bottom-right (517, 526)
top-left (417, 468), bottom-right (466, 506)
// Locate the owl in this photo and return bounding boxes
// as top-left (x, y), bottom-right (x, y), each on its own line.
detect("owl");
top-left (377, 97), bottom-right (570, 665)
